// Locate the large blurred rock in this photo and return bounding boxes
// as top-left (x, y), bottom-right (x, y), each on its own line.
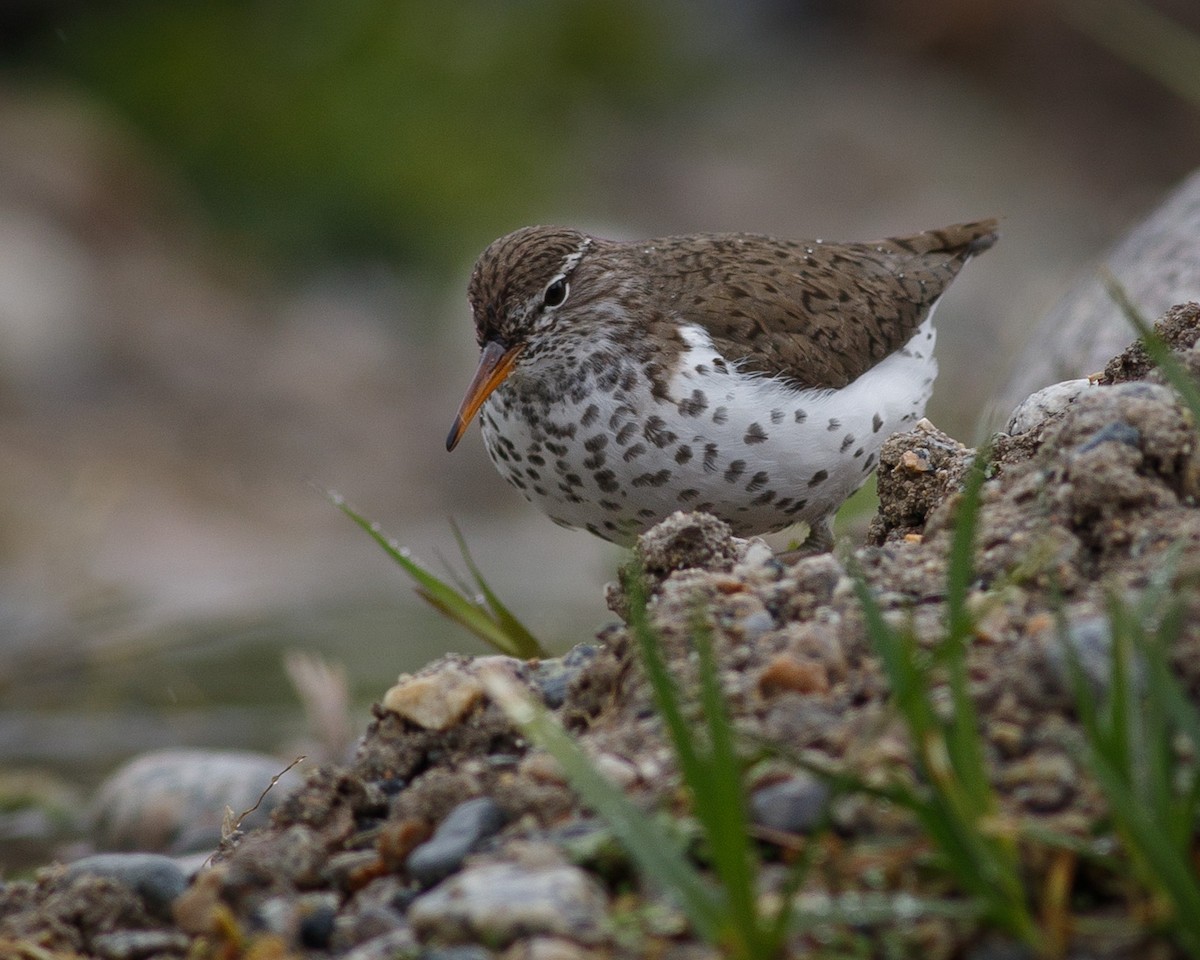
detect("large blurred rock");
top-left (998, 168), bottom-right (1200, 416)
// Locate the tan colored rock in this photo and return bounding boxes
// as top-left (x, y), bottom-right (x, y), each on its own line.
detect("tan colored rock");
top-left (382, 663), bottom-right (484, 731)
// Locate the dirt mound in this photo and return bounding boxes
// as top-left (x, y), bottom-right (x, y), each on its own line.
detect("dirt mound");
top-left (5, 304), bottom-right (1200, 958)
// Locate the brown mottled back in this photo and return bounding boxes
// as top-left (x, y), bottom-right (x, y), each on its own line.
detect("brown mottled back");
top-left (611, 219), bottom-right (998, 389)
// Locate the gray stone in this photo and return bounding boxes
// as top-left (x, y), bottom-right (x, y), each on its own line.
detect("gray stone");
top-left (89, 929), bottom-right (191, 960)
top-left (407, 797), bottom-right (507, 887)
top-left (89, 748), bottom-right (301, 854)
top-left (534, 644), bottom-right (599, 709)
top-left (64, 852), bottom-right (187, 920)
top-left (408, 862), bottom-right (607, 946)
top-left (750, 775), bottom-right (830, 835)
top-left (1005, 379), bottom-right (1093, 435)
top-left (1045, 614), bottom-right (1145, 698)
top-left (340, 928), bottom-right (419, 960)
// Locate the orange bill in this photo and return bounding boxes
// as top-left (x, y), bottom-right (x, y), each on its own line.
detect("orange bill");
top-left (446, 340), bottom-right (523, 451)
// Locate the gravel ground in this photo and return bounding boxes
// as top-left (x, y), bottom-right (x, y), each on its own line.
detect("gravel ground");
top-left (4, 304), bottom-right (1200, 959)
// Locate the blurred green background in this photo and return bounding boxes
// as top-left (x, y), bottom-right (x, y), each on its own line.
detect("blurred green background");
top-left (0, 0), bottom-right (1198, 864)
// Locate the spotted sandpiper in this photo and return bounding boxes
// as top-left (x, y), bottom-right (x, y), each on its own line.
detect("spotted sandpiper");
top-left (447, 220), bottom-right (998, 549)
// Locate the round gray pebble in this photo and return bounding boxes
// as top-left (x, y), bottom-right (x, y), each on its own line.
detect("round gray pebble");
top-left (64, 852), bottom-right (188, 919)
top-left (408, 862), bottom-right (607, 946)
top-left (406, 796), bottom-right (507, 887)
top-left (750, 775), bottom-right (830, 835)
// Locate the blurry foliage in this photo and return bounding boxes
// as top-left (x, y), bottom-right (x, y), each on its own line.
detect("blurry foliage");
top-left (48, 0), bottom-right (706, 271)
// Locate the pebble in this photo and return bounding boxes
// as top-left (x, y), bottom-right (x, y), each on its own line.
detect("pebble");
top-left (533, 644), bottom-right (599, 709)
top-left (406, 796), bottom-right (508, 887)
top-left (421, 948), bottom-right (495, 960)
top-left (340, 928), bottom-right (419, 960)
top-left (750, 775), bottom-right (830, 835)
top-left (505, 938), bottom-right (596, 960)
top-left (89, 749), bottom-right (302, 854)
top-left (254, 891), bottom-right (340, 947)
top-left (332, 876), bottom-right (413, 951)
top-left (757, 653), bottom-right (830, 698)
top-left (63, 852), bottom-right (187, 920)
top-left (383, 660), bottom-right (486, 731)
top-left (409, 862), bottom-right (608, 946)
top-left (89, 929), bottom-right (192, 960)
top-left (1041, 613), bottom-right (1145, 698)
top-left (1005, 378), bottom-right (1093, 435)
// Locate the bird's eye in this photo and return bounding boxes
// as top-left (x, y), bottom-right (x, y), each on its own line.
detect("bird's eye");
top-left (542, 278), bottom-right (568, 309)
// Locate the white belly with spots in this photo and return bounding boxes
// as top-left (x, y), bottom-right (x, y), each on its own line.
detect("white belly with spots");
top-left (479, 314), bottom-right (938, 545)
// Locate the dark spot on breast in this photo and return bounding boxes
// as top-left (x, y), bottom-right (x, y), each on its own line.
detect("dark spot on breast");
top-left (786, 498), bottom-right (808, 515)
top-left (637, 508), bottom-right (657, 519)
top-left (583, 451), bottom-right (606, 470)
top-left (599, 499), bottom-right (621, 512)
top-left (751, 490), bottom-right (776, 505)
top-left (675, 444), bottom-right (693, 464)
top-left (595, 469), bottom-right (620, 493)
top-left (678, 488), bottom-right (700, 502)
top-left (545, 441), bottom-right (568, 457)
top-left (712, 407), bottom-right (729, 425)
top-left (678, 389), bottom-right (709, 417)
top-left (616, 422), bottom-right (638, 445)
top-left (643, 415), bottom-right (677, 448)
top-left (770, 409), bottom-right (784, 424)
top-left (724, 459), bottom-right (746, 483)
top-left (633, 469), bottom-right (672, 488)
top-left (703, 443), bottom-right (719, 472)
top-left (775, 497), bottom-right (793, 510)
top-left (827, 418), bottom-right (840, 431)
top-left (584, 434), bottom-right (607, 452)
top-left (808, 470), bottom-right (828, 487)
top-left (745, 470), bottom-right (769, 492)
top-left (582, 404), bottom-right (601, 428)
top-left (623, 442), bottom-right (647, 463)
top-left (526, 467), bottom-right (541, 480)
top-left (794, 409), bottom-right (807, 423)
top-left (840, 434), bottom-right (855, 453)
top-left (744, 423), bottom-right (768, 445)
top-left (872, 413), bottom-right (884, 433)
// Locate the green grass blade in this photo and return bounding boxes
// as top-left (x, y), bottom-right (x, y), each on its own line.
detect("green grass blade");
top-left (330, 492), bottom-right (548, 658)
top-left (690, 617), bottom-right (773, 954)
top-left (449, 519), bottom-right (544, 658)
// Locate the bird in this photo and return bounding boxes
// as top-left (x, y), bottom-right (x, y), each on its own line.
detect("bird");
top-left (446, 219), bottom-right (998, 549)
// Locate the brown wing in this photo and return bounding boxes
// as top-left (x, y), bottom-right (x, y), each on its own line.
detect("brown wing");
top-left (645, 220), bottom-right (998, 390)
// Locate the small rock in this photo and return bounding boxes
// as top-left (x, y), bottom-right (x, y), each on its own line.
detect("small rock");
top-left (89, 929), bottom-right (191, 960)
top-left (409, 862), bottom-right (608, 946)
top-left (757, 653), bottom-right (830, 698)
top-left (332, 875), bottom-right (414, 951)
top-left (421, 948), bottom-right (495, 960)
top-left (63, 852), bottom-right (187, 920)
top-left (504, 937), bottom-right (596, 960)
top-left (750, 775), bottom-right (830, 835)
top-left (1040, 613), bottom-right (1145, 699)
top-left (255, 892), bottom-right (339, 947)
top-left (533, 644), bottom-right (599, 709)
top-left (407, 797), bottom-right (508, 886)
top-left (340, 928), bottom-right (419, 960)
top-left (324, 849), bottom-right (386, 891)
top-left (1005, 379), bottom-right (1093, 435)
top-left (383, 660), bottom-right (485, 731)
